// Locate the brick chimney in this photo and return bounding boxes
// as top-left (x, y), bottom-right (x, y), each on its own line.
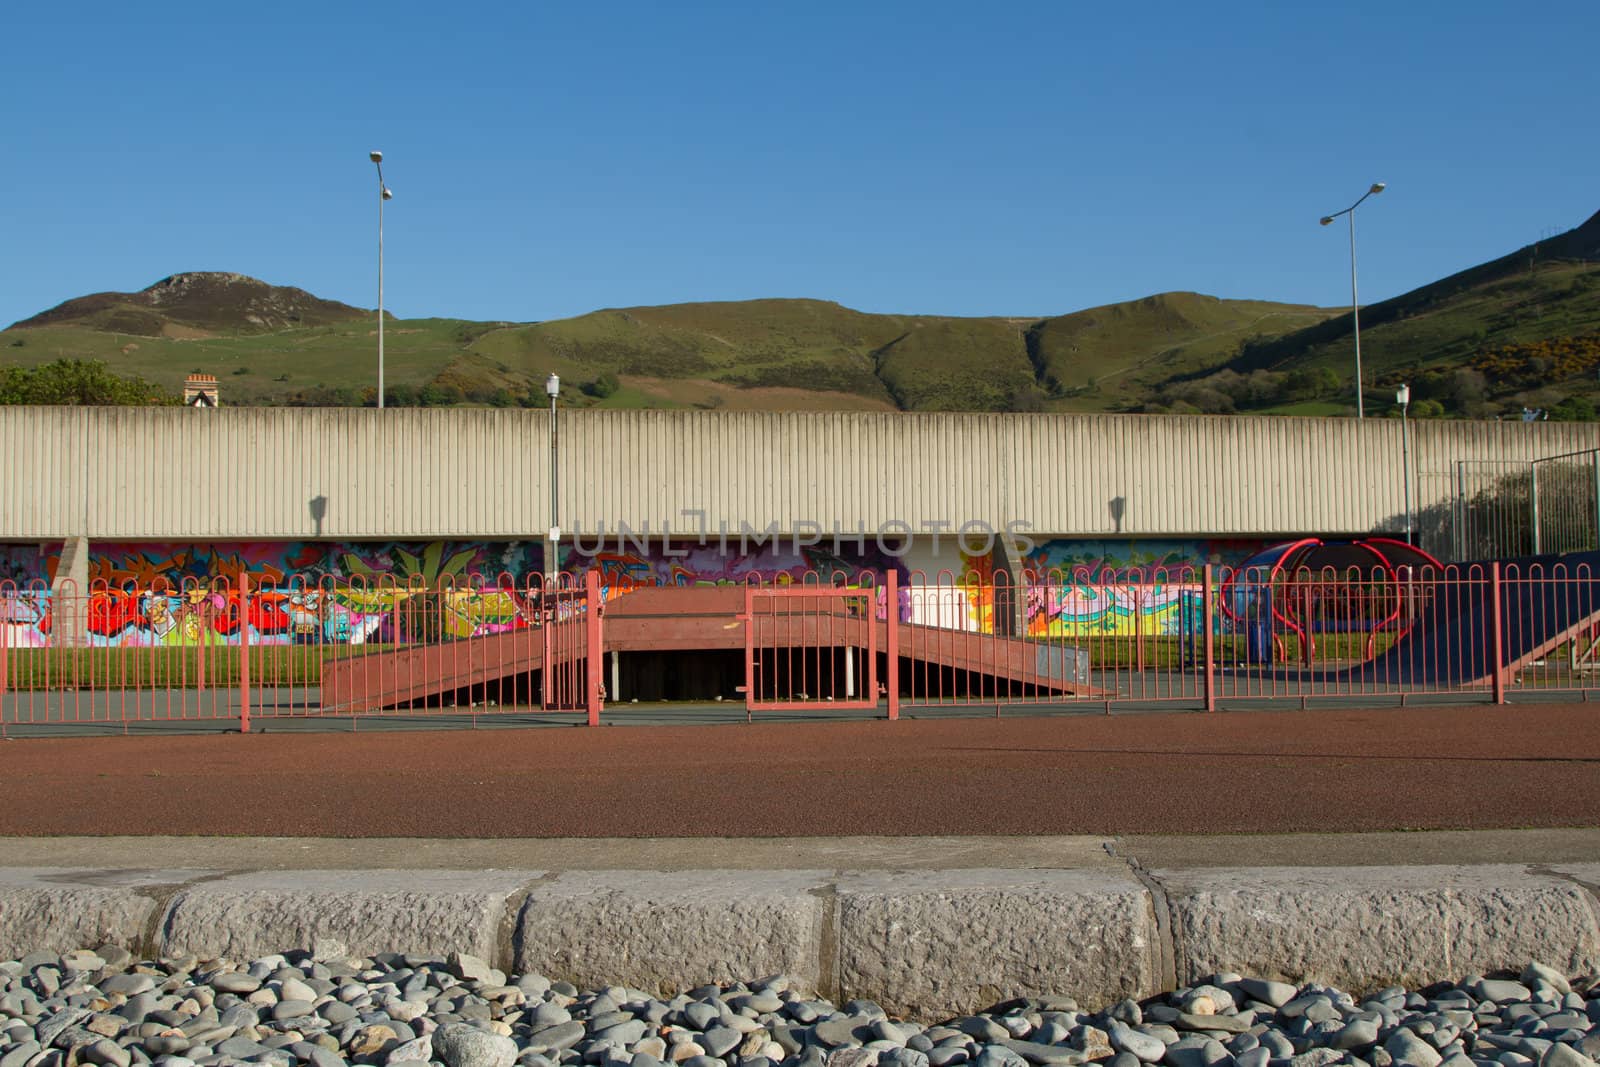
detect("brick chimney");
top-left (184, 373), bottom-right (219, 408)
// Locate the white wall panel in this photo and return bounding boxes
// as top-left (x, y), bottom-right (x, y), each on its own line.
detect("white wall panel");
top-left (1, 407), bottom-right (1596, 542)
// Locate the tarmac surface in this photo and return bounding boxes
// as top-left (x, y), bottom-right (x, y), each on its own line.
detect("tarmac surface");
top-left (2, 702), bottom-right (1599, 838)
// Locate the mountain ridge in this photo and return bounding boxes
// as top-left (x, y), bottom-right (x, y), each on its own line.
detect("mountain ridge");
top-left (4, 207), bottom-right (1598, 417)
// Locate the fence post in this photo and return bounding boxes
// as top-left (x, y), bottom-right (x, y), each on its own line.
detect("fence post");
top-left (1202, 564), bottom-right (1216, 713)
top-left (886, 569), bottom-right (900, 722)
top-left (743, 581), bottom-right (756, 715)
top-left (585, 569), bottom-right (602, 726)
top-left (0, 608), bottom-right (8, 734)
top-left (238, 572), bottom-right (252, 734)
top-left (1592, 453), bottom-right (1600, 552)
top-left (1531, 465), bottom-right (1542, 555)
top-left (1490, 562), bottom-right (1506, 705)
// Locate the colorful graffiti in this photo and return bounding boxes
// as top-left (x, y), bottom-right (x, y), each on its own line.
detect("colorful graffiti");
top-left (563, 541), bottom-right (907, 591)
top-left (1022, 538), bottom-right (1271, 579)
top-left (1, 537), bottom-right (1281, 647)
top-left (0, 544), bottom-right (51, 586)
top-left (1009, 540), bottom-right (1261, 638)
top-left (70, 540), bottom-right (547, 589)
top-left (1025, 581), bottom-right (1204, 638)
top-left (0, 583), bottom-right (555, 650)
top-left (2, 541), bottom-right (554, 649)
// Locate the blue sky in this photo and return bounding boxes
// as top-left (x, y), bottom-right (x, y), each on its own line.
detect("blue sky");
top-left (2, 1), bottom-right (1596, 328)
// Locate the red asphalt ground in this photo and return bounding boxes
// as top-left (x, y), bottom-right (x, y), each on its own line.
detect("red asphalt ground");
top-left (1, 704), bottom-right (1598, 838)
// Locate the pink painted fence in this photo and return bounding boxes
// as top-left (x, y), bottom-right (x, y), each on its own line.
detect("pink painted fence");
top-left (2, 561), bottom-right (1597, 733)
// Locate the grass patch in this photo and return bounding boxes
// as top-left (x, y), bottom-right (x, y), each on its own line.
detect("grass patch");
top-left (3, 645), bottom-right (381, 689)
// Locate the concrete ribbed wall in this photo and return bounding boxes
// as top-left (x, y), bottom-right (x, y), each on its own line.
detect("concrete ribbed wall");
top-left (1, 407), bottom-right (1594, 540)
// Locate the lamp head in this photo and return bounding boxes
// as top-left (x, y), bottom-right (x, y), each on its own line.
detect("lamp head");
top-left (545, 373), bottom-right (560, 398)
top-left (1396, 383), bottom-right (1410, 406)
top-left (1319, 216), bottom-right (1334, 226)
top-left (370, 150), bottom-right (383, 163)
top-left (1369, 182), bottom-right (1386, 194)
top-left (381, 186), bottom-right (393, 201)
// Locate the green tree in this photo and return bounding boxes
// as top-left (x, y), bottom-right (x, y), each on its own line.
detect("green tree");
top-left (0, 359), bottom-right (177, 405)
top-left (1549, 396), bottom-right (1597, 421)
top-left (587, 371), bottom-right (621, 398)
top-left (419, 383), bottom-right (465, 407)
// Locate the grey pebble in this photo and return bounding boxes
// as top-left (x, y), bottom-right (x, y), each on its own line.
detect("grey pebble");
top-left (1108, 1025), bottom-right (1167, 1064)
top-left (529, 1022), bottom-right (587, 1054)
top-left (1385, 1029), bottom-right (1444, 1067)
top-left (433, 1022), bottom-right (517, 1067)
top-left (1541, 1047), bottom-right (1597, 1067)
top-left (700, 1029), bottom-right (741, 1058)
top-left (210, 973), bottom-right (262, 995)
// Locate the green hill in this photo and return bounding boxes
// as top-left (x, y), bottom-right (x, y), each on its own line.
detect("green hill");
top-left (1162, 209), bottom-right (1600, 418)
top-left (10, 205), bottom-right (1599, 418)
top-left (3, 279), bottom-right (1329, 411)
top-left (1028, 292), bottom-right (1334, 411)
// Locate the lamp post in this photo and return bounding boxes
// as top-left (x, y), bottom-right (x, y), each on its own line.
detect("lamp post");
top-left (546, 373), bottom-right (561, 576)
top-left (1320, 182), bottom-right (1385, 419)
top-left (1397, 383), bottom-right (1413, 545)
top-left (370, 151), bottom-right (394, 408)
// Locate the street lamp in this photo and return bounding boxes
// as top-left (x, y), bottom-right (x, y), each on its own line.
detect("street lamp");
top-left (1320, 182), bottom-right (1385, 419)
top-left (546, 374), bottom-right (561, 554)
top-left (370, 151), bottom-right (394, 408)
top-left (1396, 383), bottom-right (1413, 544)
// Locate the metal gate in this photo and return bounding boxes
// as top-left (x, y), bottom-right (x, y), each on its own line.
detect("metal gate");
top-left (744, 585), bottom-right (880, 712)
top-left (541, 571), bottom-right (604, 723)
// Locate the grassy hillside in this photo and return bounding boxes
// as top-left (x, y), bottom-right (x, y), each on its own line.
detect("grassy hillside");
top-left (3, 282), bottom-right (1328, 412)
top-left (1163, 210), bottom-right (1600, 418)
top-left (1028, 292), bottom-right (1334, 411)
top-left (13, 272), bottom-right (367, 336)
top-left (9, 207), bottom-right (1597, 418)
top-left (469, 298), bottom-right (907, 406)
top-left (2, 317), bottom-right (481, 406)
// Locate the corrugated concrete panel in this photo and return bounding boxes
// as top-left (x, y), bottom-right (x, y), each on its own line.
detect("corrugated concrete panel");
top-left (1, 408), bottom-right (1596, 540)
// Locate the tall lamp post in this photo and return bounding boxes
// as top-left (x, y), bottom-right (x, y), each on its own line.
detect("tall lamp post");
top-left (1320, 181), bottom-right (1385, 419)
top-left (546, 373), bottom-right (561, 577)
top-left (1396, 383), bottom-right (1413, 544)
top-left (370, 151), bottom-right (394, 408)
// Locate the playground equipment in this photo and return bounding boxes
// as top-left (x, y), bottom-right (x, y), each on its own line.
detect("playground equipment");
top-left (1219, 538), bottom-right (1443, 665)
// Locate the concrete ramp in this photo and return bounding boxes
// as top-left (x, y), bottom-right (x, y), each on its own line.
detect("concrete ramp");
top-left (1355, 550), bottom-right (1600, 687)
top-left (321, 585), bottom-right (1100, 712)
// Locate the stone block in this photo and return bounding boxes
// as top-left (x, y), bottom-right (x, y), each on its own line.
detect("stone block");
top-left (1158, 864), bottom-right (1600, 992)
top-left (835, 868), bottom-right (1159, 1019)
top-left (514, 870), bottom-right (830, 996)
top-left (161, 869), bottom-right (538, 963)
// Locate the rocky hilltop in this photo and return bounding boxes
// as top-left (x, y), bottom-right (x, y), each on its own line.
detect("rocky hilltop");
top-left (9, 272), bottom-right (368, 336)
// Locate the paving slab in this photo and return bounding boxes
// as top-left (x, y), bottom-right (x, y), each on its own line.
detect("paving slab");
top-left (1118, 828), bottom-right (1600, 870)
top-left (514, 870), bottom-right (831, 996)
top-left (834, 867), bottom-right (1159, 1019)
top-left (0, 835), bottom-right (1120, 871)
top-left (1155, 863), bottom-right (1600, 992)
top-left (160, 869), bottom-right (539, 963)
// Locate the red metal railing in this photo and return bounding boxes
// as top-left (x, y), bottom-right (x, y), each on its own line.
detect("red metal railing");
top-left (5, 561), bottom-right (1599, 734)
top-left (744, 583), bottom-right (879, 714)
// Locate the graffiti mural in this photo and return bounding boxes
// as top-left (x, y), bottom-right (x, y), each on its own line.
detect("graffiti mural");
top-left (0, 540), bottom-right (552, 650)
top-left (0, 544), bottom-right (52, 586)
top-left (74, 540), bottom-right (546, 589)
top-left (0, 583), bottom-right (558, 650)
top-left (561, 541), bottom-right (906, 589)
top-left (1010, 540), bottom-right (1260, 637)
top-left (1023, 538), bottom-right (1269, 578)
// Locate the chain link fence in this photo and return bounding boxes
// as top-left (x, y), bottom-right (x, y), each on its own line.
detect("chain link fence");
top-left (1420, 449), bottom-right (1600, 561)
